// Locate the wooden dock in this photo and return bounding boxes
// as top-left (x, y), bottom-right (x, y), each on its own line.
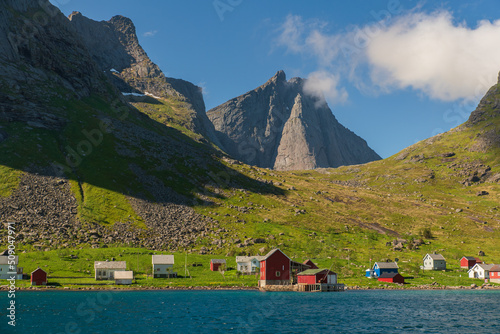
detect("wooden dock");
top-left (297, 283), bottom-right (345, 292)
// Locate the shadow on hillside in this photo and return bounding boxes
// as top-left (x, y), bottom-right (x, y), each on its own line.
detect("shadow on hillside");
top-left (0, 95), bottom-right (284, 209)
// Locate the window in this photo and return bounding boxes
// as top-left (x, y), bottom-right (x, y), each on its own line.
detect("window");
top-left (276, 271), bottom-right (281, 277)
top-left (157, 268), bottom-right (160, 271)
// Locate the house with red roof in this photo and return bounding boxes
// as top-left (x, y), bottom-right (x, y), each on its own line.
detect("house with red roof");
top-left (460, 256), bottom-right (482, 269)
top-left (377, 273), bottom-right (405, 284)
top-left (259, 249), bottom-right (290, 287)
top-left (303, 259), bottom-right (318, 270)
top-left (31, 268), bottom-right (47, 286)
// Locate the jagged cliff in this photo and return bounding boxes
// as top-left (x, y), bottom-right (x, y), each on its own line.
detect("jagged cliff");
top-left (207, 71), bottom-right (381, 170)
top-left (0, 0), bottom-right (107, 128)
top-left (68, 12), bottom-right (223, 148)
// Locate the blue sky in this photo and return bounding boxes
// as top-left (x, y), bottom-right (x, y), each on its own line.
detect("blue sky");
top-left (50, 0), bottom-right (500, 158)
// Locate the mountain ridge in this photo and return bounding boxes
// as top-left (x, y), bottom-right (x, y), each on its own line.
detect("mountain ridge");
top-left (207, 70), bottom-right (381, 170)
top-left (68, 11), bottom-right (223, 149)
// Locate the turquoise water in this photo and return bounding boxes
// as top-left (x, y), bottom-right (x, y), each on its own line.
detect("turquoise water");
top-left (1, 289), bottom-right (500, 333)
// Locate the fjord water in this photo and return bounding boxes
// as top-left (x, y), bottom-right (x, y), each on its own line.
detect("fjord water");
top-left (3, 289), bottom-right (500, 333)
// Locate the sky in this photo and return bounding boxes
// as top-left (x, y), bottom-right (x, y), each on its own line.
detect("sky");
top-left (49, 0), bottom-right (500, 158)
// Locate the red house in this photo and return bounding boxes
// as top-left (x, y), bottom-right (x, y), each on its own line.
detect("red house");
top-left (210, 259), bottom-right (226, 271)
top-left (303, 259), bottom-right (318, 270)
top-left (489, 265), bottom-right (500, 283)
top-left (259, 249), bottom-right (290, 287)
top-left (377, 272), bottom-right (405, 284)
top-left (460, 256), bottom-right (482, 269)
top-left (31, 268), bottom-right (47, 286)
top-left (297, 269), bottom-right (337, 285)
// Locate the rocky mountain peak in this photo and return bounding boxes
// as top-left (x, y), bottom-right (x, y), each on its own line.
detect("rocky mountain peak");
top-left (69, 12), bottom-right (223, 147)
top-left (207, 71), bottom-right (381, 170)
top-left (290, 94), bottom-right (304, 118)
top-left (269, 70), bottom-right (287, 85)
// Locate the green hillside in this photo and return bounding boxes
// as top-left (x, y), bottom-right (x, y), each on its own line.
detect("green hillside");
top-left (1, 80), bottom-right (499, 282)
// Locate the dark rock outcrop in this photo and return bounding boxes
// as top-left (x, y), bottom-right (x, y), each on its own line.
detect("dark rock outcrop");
top-left (467, 72), bottom-right (500, 126)
top-left (207, 71), bottom-right (381, 170)
top-left (68, 12), bottom-right (222, 148)
top-left (0, 0), bottom-right (107, 128)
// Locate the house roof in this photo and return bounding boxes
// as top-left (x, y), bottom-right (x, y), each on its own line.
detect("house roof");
top-left (374, 262), bottom-right (398, 269)
top-left (297, 269), bottom-right (336, 276)
top-left (152, 255), bottom-right (174, 265)
top-left (261, 248), bottom-right (291, 261)
top-left (31, 267), bottom-right (47, 275)
top-left (489, 265), bottom-right (500, 272)
top-left (425, 253), bottom-right (446, 260)
top-left (0, 255), bottom-right (18, 265)
top-left (477, 264), bottom-right (495, 271)
top-left (114, 271), bottom-right (134, 279)
top-left (378, 272), bottom-right (402, 279)
top-left (462, 256), bottom-right (476, 261)
top-left (211, 259), bottom-right (226, 264)
top-left (94, 261), bottom-right (126, 269)
top-left (236, 256), bottom-right (265, 263)
top-left (468, 264), bottom-right (495, 272)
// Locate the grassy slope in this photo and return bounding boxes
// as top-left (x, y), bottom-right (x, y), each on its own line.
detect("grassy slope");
top-left (0, 248), bottom-right (492, 289)
top-left (1, 80), bottom-right (499, 288)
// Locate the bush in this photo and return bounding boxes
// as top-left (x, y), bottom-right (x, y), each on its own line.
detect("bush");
top-left (421, 228), bottom-right (433, 239)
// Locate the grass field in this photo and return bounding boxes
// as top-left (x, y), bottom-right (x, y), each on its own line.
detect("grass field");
top-left (1, 247), bottom-right (498, 290)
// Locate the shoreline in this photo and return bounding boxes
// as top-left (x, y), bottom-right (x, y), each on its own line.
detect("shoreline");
top-left (4, 284), bottom-right (500, 292)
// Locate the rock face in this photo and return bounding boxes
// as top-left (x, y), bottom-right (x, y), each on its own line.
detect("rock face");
top-left (68, 12), bottom-right (222, 148)
top-left (207, 71), bottom-right (381, 170)
top-left (0, 0), bottom-right (106, 128)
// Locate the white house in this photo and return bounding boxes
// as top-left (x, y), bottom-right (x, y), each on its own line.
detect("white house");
top-left (114, 271), bottom-right (134, 285)
top-left (94, 261), bottom-right (126, 280)
top-left (152, 255), bottom-right (176, 278)
top-left (468, 263), bottom-right (495, 279)
top-left (0, 252), bottom-right (23, 280)
top-left (422, 253), bottom-right (446, 270)
top-left (236, 256), bottom-right (265, 274)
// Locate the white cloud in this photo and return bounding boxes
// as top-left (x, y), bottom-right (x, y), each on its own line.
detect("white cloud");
top-left (198, 82), bottom-right (209, 98)
top-left (303, 71), bottom-right (348, 107)
top-left (277, 11), bottom-right (500, 102)
top-left (143, 30), bottom-right (158, 37)
top-left (276, 15), bottom-right (305, 53)
top-left (365, 11), bottom-right (500, 101)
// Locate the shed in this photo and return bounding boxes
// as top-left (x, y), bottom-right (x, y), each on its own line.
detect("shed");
top-left (303, 259), bottom-right (318, 270)
top-left (210, 259), bottom-right (226, 271)
top-left (422, 253), bottom-right (446, 270)
top-left (460, 256), bottom-right (481, 269)
top-left (377, 273), bottom-right (405, 284)
top-left (152, 255), bottom-right (176, 278)
top-left (31, 268), bottom-right (47, 286)
top-left (297, 269), bottom-right (337, 285)
top-left (489, 265), bottom-right (500, 283)
top-left (259, 248), bottom-right (291, 287)
top-left (114, 271), bottom-right (134, 285)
